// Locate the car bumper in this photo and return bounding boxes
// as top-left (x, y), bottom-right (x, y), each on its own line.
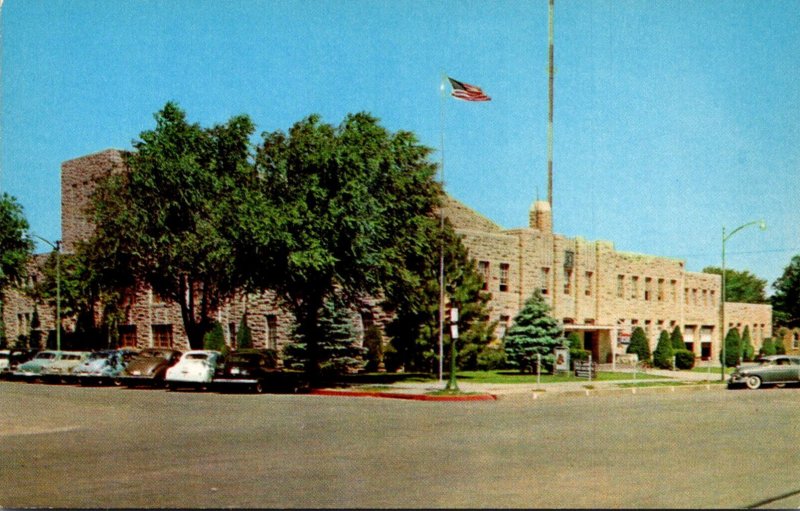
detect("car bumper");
top-left (214, 378), bottom-right (259, 385)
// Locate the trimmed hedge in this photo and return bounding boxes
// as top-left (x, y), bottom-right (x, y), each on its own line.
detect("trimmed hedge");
top-left (674, 349), bottom-right (695, 370)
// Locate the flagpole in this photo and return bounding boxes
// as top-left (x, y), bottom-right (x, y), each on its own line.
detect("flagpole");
top-left (438, 74), bottom-right (446, 384)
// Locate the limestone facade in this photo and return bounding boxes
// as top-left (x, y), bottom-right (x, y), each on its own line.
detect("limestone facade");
top-left (3, 149), bottom-right (773, 364)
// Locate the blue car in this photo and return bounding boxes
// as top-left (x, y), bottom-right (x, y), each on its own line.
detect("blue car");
top-left (72, 348), bottom-right (139, 386)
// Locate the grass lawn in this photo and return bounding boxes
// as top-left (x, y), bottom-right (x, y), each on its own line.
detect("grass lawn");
top-left (691, 366), bottom-right (734, 375)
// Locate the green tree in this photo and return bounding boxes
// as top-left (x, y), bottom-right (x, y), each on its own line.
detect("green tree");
top-left (203, 322), bottom-right (227, 354)
top-left (503, 292), bottom-right (563, 373)
top-left (283, 295), bottom-right (367, 376)
top-left (0, 193), bottom-right (34, 346)
top-left (741, 326), bottom-right (755, 362)
top-left (653, 330), bottom-right (674, 369)
top-left (721, 328), bottom-right (741, 367)
top-left (88, 102), bottom-right (259, 348)
top-left (567, 331), bottom-right (589, 363)
top-left (774, 336), bottom-right (786, 355)
top-left (702, 266), bottom-right (767, 303)
top-left (236, 315), bottom-right (253, 350)
top-left (670, 326), bottom-right (685, 351)
top-left (760, 337), bottom-right (776, 357)
top-left (772, 255), bottom-right (800, 328)
top-left (626, 327), bottom-right (651, 364)
top-left (249, 113), bottom-right (443, 382)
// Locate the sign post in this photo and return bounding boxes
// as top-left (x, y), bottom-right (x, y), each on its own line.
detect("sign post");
top-left (445, 308), bottom-right (459, 391)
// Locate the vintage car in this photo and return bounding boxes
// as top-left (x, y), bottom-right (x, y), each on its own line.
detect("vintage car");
top-left (72, 348), bottom-right (140, 385)
top-left (40, 351), bottom-right (91, 383)
top-left (213, 349), bottom-right (307, 393)
top-left (165, 350), bottom-right (221, 390)
top-left (0, 349), bottom-right (38, 378)
top-left (13, 350), bottom-right (71, 381)
top-left (118, 348), bottom-right (182, 387)
top-left (728, 355), bottom-right (800, 390)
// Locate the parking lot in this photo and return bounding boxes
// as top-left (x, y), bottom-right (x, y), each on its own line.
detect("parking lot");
top-left (2, 380), bottom-right (800, 508)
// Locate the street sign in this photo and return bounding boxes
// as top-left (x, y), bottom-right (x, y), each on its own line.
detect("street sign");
top-left (574, 361), bottom-right (595, 379)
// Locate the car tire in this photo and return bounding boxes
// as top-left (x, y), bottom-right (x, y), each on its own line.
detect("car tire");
top-left (745, 375), bottom-right (762, 390)
top-left (253, 381), bottom-right (264, 394)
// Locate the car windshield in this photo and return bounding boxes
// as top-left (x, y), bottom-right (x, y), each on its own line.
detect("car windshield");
top-left (758, 359), bottom-right (776, 366)
top-left (185, 354), bottom-right (209, 361)
top-left (36, 352), bottom-right (56, 360)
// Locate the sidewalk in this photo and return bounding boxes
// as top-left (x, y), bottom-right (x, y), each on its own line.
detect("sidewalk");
top-left (312, 367), bottom-right (729, 402)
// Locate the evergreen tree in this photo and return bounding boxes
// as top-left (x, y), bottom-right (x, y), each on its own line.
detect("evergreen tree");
top-left (741, 326), bottom-right (755, 362)
top-left (283, 295), bottom-right (367, 376)
top-left (671, 326), bottom-right (686, 351)
top-left (760, 337), bottom-right (776, 357)
top-left (503, 292), bottom-right (563, 373)
top-left (236, 315), bottom-right (253, 350)
top-left (774, 336), bottom-right (786, 355)
top-left (720, 327), bottom-right (741, 367)
top-left (203, 322), bottom-right (227, 355)
top-left (771, 254), bottom-right (800, 328)
top-left (653, 330), bottom-right (674, 369)
top-left (626, 327), bottom-right (651, 363)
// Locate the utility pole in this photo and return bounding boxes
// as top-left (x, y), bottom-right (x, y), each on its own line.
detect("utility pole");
top-left (547, 0), bottom-right (555, 208)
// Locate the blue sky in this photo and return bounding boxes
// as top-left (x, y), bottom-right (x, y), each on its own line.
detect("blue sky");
top-left (2, 0), bottom-right (799, 290)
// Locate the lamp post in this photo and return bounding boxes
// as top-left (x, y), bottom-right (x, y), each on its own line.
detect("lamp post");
top-left (31, 235), bottom-right (61, 352)
top-left (720, 220), bottom-right (766, 381)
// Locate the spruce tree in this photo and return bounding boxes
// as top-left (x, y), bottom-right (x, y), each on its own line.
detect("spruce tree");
top-left (626, 327), bottom-right (651, 364)
top-left (503, 292), bottom-right (563, 373)
top-left (653, 330), bottom-right (674, 369)
top-left (740, 326), bottom-right (754, 362)
top-left (760, 337), bottom-right (776, 357)
top-left (203, 322), bottom-right (228, 355)
top-left (721, 327), bottom-right (741, 367)
top-left (236, 315), bottom-right (253, 350)
top-left (671, 326), bottom-right (685, 351)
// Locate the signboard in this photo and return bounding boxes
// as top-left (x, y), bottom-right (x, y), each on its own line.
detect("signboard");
top-left (618, 332), bottom-right (631, 345)
top-left (574, 361), bottom-right (595, 379)
top-left (554, 348), bottom-right (570, 372)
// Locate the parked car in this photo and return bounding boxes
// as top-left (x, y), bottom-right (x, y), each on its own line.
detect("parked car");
top-left (40, 351), bottom-right (92, 383)
top-left (165, 350), bottom-right (221, 390)
top-left (13, 350), bottom-right (65, 381)
top-left (728, 355), bottom-right (800, 390)
top-left (213, 349), bottom-right (307, 393)
top-left (0, 349), bottom-right (38, 378)
top-left (72, 348), bottom-right (140, 386)
top-left (118, 348), bottom-right (182, 387)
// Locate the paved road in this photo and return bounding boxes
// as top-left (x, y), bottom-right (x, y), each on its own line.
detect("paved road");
top-left (1, 380), bottom-right (799, 508)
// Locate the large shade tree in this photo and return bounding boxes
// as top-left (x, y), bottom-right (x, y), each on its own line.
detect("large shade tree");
top-left (702, 266), bottom-right (768, 303)
top-left (772, 254), bottom-right (800, 328)
top-left (0, 194), bottom-right (34, 346)
top-left (248, 113), bottom-right (443, 382)
top-left (88, 102), bottom-right (260, 348)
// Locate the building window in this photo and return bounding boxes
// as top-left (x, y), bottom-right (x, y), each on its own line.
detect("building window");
top-left (684, 288), bottom-right (689, 305)
top-left (710, 290), bottom-right (716, 306)
top-left (702, 289), bottom-right (708, 306)
top-left (671, 280), bottom-right (678, 302)
top-left (228, 322), bottom-right (237, 348)
top-left (644, 277), bottom-right (652, 301)
top-left (152, 324), bottom-right (173, 348)
top-left (118, 325), bottom-right (137, 348)
top-left (266, 314), bottom-right (278, 350)
top-left (564, 269), bottom-right (573, 295)
top-left (617, 275), bottom-right (625, 298)
top-left (632, 277), bottom-right (639, 300)
top-left (498, 315), bottom-right (511, 338)
top-left (585, 271), bottom-right (593, 296)
top-left (657, 279), bottom-right (664, 301)
top-left (564, 250), bottom-right (575, 270)
top-left (499, 263), bottom-right (510, 292)
top-left (541, 267), bottom-right (550, 295)
top-left (478, 261), bottom-right (490, 291)
top-left (794, 333), bottom-right (799, 350)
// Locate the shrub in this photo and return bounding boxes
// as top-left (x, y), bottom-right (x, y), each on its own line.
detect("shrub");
top-left (203, 323), bottom-right (229, 356)
top-left (477, 346), bottom-right (507, 370)
top-left (674, 349), bottom-right (696, 370)
top-left (362, 325), bottom-right (384, 372)
top-left (740, 326), bottom-right (754, 362)
top-left (236, 317), bottom-right (253, 350)
top-left (720, 328), bottom-right (741, 367)
top-left (653, 330), bottom-right (674, 369)
top-left (760, 338), bottom-right (776, 357)
top-left (627, 327), bottom-right (651, 363)
top-left (775, 337), bottom-right (786, 355)
top-left (670, 326), bottom-right (686, 351)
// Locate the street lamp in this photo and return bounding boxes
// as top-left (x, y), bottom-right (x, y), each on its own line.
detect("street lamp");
top-left (30, 235), bottom-right (61, 352)
top-left (720, 220), bottom-right (766, 381)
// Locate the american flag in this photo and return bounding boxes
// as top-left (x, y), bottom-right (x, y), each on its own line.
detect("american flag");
top-left (448, 77), bottom-right (491, 102)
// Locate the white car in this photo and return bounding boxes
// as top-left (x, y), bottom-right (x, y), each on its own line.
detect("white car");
top-left (165, 350), bottom-right (221, 390)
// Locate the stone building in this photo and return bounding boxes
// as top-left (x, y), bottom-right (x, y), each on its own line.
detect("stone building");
top-left (3, 148), bottom-right (774, 364)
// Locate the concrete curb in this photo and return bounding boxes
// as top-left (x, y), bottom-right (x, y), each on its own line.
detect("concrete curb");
top-left (494, 383), bottom-right (726, 401)
top-left (310, 389), bottom-right (497, 402)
